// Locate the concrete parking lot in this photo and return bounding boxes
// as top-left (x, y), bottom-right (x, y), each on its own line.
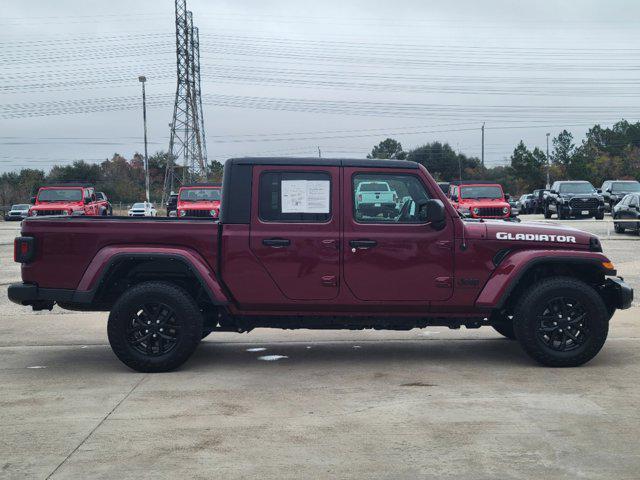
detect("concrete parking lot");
top-left (1, 216), bottom-right (639, 479)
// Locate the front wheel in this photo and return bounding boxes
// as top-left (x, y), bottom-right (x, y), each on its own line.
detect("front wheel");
top-left (595, 212), bottom-right (604, 220)
top-left (107, 282), bottom-right (203, 372)
top-left (544, 205), bottom-right (552, 219)
top-left (513, 277), bottom-right (609, 367)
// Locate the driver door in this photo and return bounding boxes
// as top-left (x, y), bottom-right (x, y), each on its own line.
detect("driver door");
top-left (342, 168), bottom-right (454, 302)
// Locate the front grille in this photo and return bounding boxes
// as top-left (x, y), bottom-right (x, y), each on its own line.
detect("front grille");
top-left (34, 210), bottom-right (65, 216)
top-left (477, 207), bottom-right (506, 217)
top-left (183, 209), bottom-right (212, 218)
top-left (569, 198), bottom-right (599, 210)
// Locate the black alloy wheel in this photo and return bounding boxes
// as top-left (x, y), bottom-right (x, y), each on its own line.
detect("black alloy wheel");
top-left (536, 297), bottom-right (589, 352)
top-left (127, 303), bottom-right (180, 356)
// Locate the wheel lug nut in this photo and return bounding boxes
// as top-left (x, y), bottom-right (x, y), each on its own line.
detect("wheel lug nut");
top-left (553, 322), bottom-right (557, 325)
top-left (145, 329), bottom-right (149, 333)
top-left (559, 329), bottom-right (563, 332)
top-left (159, 328), bottom-right (163, 332)
top-left (156, 320), bottom-right (160, 324)
top-left (153, 334), bottom-right (157, 338)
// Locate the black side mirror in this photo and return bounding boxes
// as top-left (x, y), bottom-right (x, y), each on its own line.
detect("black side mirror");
top-left (30, 196), bottom-right (36, 205)
top-left (550, 190), bottom-right (557, 195)
top-left (420, 199), bottom-right (446, 230)
top-left (84, 197), bottom-right (91, 205)
top-left (505, 194), bottom-right (511, 201)
top-left (451, 195), bottom-right (458, 202)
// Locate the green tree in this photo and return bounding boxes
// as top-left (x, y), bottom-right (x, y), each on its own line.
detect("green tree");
top-left (209, 160), bottom-right (224, 182)
top-left (367, 138), bottom-right (406, 160)
top-left (406, 142), bottom-right (480, 181)
top-left (509, 141), bottom-right (546, 192)
top-left (551, 130), bottom-right (575, 167)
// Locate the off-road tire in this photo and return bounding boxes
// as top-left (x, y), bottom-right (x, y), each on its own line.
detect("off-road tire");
top-left (544, 205), bottom-right (552, 219)
top-left (595, 212), bottom-right (605, 220)
top-left (108, 282), bottom-right (203, 372)
top-left (513, 277), bottom-right (609, 367)
top-left (614, 216), bottom-right (625, 234)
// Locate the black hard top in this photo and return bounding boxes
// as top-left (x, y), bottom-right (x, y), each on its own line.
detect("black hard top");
top-left (226, 157), bottom-right (418, 169)
top-left (554, 180), bottom-right (593, 184)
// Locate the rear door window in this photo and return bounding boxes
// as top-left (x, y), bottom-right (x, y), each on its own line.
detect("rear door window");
top-left (259, 171), bottom-right (331, 223)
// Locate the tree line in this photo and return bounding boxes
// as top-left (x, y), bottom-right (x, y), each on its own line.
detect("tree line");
top-left (0, 152), bottom-right (224, 207)
top-left (367, 120), bottom-right (640, 194)
top-left (1, 120), bottom-right (639, 206)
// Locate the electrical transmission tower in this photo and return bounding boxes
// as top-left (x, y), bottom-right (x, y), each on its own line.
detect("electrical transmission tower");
top-left (163, 0), bottom-right (208, 203)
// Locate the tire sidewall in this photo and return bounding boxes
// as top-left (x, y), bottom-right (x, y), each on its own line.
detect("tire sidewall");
top-left (108, 282), bottom-right (203, 372)
top-left (514, 277), bottom-right (609, 367)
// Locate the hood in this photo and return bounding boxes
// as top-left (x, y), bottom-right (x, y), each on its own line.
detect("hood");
top-left (479, 220), bottom-right (594, 248)
top-left (179, 200), bottom-right (220, 210)
top-left (31, 202), bottom-right (80, 210)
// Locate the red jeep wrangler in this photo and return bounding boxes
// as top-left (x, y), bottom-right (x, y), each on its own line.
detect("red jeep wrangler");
top-left (29, 184), bottom-right (104, 217)
top-left (9, 158), bottom-right (632, 372)
top-left (176, 184), bottom-right (221, 219)
top-left (449, 181), bottom-right (511, 219)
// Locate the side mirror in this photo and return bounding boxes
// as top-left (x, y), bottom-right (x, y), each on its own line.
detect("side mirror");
top-left (597, 189), bottom-right (602, 194)
top-left (505, 194), bottom-right (511, 201)
top-left (420, 199), bottom-right (446, 230)
top-left (451, 195), bottom-right (458, 202)
top-left (550, 190), bottom-right (557, 195)
top-left (84, 197), bottom-right (91, 205)
top-left (30, 196), bottom-right (36, 205)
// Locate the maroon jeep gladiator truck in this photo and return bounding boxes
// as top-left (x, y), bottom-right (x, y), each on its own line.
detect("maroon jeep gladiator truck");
top-left (9, 158), bottom-right (633, 372)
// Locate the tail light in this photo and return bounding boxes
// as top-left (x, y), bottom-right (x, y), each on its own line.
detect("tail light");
top-left (14, 236), bottom-right (36, 263)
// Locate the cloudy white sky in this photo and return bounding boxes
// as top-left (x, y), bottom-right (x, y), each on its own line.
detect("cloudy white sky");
top-left (1, 0), bottom-right (639, 173)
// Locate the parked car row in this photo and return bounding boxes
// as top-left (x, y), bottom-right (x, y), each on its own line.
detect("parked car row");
top-left (4, 183), bottom-right (222, 221)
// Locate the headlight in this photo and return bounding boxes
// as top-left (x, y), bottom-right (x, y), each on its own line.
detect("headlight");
top-left (210, 209), bottom-right (218, 217)
top-left (179, 210), bottom-right (187, 217)
top-left (502, 206), bottom-right (509, 214)
top-left (31, 210), bottom-right (38, 217)
top-left (472, 207), bottom-right (480, 215)
top-left (62, 210), bottom-right (69, 216)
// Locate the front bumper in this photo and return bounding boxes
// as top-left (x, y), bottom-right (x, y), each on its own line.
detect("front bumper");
top-left (602, 277), bottom-right (634, 310)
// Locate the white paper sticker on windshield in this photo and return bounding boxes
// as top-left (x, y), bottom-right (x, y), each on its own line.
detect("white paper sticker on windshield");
top-left (281, 180), bottom-right (330, 213)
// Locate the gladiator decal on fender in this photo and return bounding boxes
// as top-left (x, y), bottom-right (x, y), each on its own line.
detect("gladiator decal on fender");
top-left (496, 232), bottom-right (577, 243)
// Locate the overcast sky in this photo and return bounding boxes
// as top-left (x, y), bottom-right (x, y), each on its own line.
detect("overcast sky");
top-left (1, 0), bottom-right (639, 173)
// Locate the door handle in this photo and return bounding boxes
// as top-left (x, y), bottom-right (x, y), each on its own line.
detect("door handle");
top-left (262, 238), bottom-right (291, 248)
top-left (349, 239), bottom-right (377, 250)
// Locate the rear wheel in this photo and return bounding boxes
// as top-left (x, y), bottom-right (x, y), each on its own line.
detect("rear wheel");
top-left (595, 212), bottom-right (604, 220)
top-left (614, 215), bottom-right (625, 233)
top-left (107, 282), bottom-right (203, 372)
top-left (513, 277), bottom-right (609, 367)
top-left (544, 205), bottom-right (552, 219)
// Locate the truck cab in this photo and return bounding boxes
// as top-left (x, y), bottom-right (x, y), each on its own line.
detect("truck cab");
top-left (449, 181), bottom-right (511, 219)
top-left (29, 185), bottom-right (100, 217)
top-left (8, 158), bottom-right (633, 372)
top-left (176, 184), bottom-right (221, 219)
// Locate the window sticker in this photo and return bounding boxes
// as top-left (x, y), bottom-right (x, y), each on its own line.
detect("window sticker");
top-left (281, 180), bottom-right (330, 213)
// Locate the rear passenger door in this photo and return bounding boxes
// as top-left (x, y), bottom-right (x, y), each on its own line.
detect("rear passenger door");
top-left (249, 166), bottom-right (340, 300)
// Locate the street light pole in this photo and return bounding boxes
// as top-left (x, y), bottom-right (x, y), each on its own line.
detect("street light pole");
top-left (139, 76), bottom-right (150, 203)
top-left (546, 132), bottom-right (551, 189)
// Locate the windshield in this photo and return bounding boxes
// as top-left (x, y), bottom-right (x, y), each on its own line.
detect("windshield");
top-left (37, 188), bottom-right (82, 202)
top-left (12, 204), bottom-right (29, 210)
top-left (612, 182), bottom-right (640, 193)
top-left (559, 183), bottom-right (595, 194)
top-left (360, 183), bottom-right (389, 192)
top-left (132, 203), bottom-right (146, 209)
top-left (460, 185), bottom-right (503, 200)
top-left (179, 188), bottom-right (221, 201)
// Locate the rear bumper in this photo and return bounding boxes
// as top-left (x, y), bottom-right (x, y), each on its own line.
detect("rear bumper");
top-left (602, 277), bottom-right (634, 310)
top-left (7, 283), bottom-right (88, 309)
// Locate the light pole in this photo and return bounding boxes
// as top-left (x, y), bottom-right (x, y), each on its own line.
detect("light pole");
top-left (139, 76), bottom-right (150, 203)
top-left (545, 132), bottom-right (551, 189)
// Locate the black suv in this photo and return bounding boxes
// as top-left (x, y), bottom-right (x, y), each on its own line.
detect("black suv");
top-left (600, 180), bottom-right (640, 212)
top-left (165, 193), bottom-right (178, 217)
top-left (544, 181), bottom-right (604, 220)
